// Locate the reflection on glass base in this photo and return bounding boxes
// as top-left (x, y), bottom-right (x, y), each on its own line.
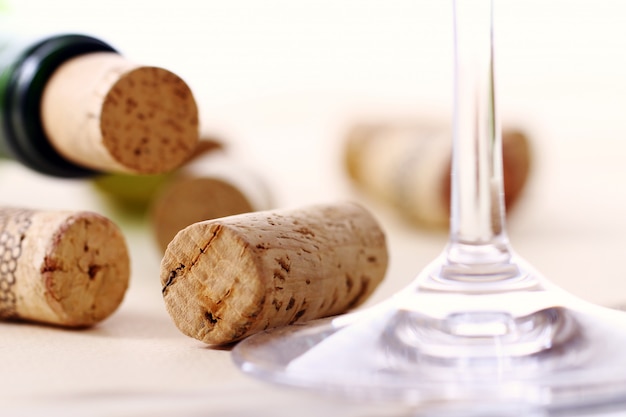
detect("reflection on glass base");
top-left (232, 254), bottom-right (626, 414)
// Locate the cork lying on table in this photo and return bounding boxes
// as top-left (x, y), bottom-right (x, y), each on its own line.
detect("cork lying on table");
top-left (160, 202), bottom-right (388, 346)
top-left (0, 208), bottom-right (130, 327)
top-left (41, 52), bottom-right (199, 174)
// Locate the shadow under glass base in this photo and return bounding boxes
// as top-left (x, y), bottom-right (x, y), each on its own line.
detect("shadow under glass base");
top-left (232, 252), bottom-right (626, 415)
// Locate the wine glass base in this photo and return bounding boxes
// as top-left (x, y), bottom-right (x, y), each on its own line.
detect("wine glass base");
top-left (232, 256), bottom-right (626, 414)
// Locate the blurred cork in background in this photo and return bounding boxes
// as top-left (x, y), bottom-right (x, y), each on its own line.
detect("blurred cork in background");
top-left (344, 121), bottom-right (532, 228)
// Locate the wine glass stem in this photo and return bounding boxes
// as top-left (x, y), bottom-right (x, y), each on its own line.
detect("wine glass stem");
top-left (449, 0), bottom-right (508, 258)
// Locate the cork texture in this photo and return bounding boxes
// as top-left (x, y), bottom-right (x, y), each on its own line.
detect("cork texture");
top-left (160, 202), bottom-right (388, 345)
top-left (41, 52), bottom-right (199, 174)
top-left (0, 208), bottom-right (130, 327)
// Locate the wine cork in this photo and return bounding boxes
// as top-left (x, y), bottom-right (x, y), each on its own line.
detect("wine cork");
top-left (0, 207), bottom-right (130, 327)
top-left (150, 145), bottom-right (272, 252)
top-left (40, 52), bottom-right (199, 174)
top-left (345, 122), bottom-right (532, 228)
top-left (160, 202), bottom-right (388, 345)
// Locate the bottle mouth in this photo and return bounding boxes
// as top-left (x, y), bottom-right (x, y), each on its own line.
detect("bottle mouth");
top-left (0, 34), bottom-right (117, 177)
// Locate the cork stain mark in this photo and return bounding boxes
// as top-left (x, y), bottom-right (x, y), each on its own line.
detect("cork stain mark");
top-left (273, 255), bottom-right (289, 292)
top-left (162, 263), bottom-right (186, 295)
top-left (294, 308), bottom-right (307, 320)
top-left (88, 265), bottom-right (102, 280)
top-left (204, 311), bottom-right (219, 325)
top-left (183, 225), bottom-right (221, 276)
top-left (346, 277), bottom-right (371, 310)
top-left (164, 119), bottom-right (184, 133)
top-left (173, 88), bottom-right (189, 101)
top-left (215, 288), bottom-right (232, 306)
top-left (273, 270), bottom-right (285, 291)
top-left (294, 227), bottom-right (315, 238)
top-left (345, 274), bottom-right (354, 293)
top-left (206, 292), bottom-right (266, 342)
top-left (41, 255), bottom-right (67, 302)
top-left (272, 299), bottom-right (283, 311)
top-left (275, 256), bottom-right (290, 273)
top-left (289, 298), bottom-right (307, 324)
top-left (40, 256), bottom-right (62, 273)
top-left (125, 97), bottom-right (139, 115)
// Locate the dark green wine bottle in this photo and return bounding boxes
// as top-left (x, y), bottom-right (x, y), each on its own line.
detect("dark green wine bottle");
top-left (0, 33), bottom-right (117, 177)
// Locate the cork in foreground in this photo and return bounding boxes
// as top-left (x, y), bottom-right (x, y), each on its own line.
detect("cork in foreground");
top-left (0, 207), bottom-right (130, 327)
top-left (160, 202), bottom-right (388, 345)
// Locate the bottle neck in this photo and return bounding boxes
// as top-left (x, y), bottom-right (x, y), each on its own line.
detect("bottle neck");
top-left (0, 33), bottom-right (116, 177)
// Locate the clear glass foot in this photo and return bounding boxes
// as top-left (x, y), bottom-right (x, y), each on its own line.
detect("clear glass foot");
top-left (233, 252), bottom-right (626, 411)
top-left (232, 0), bottom-right (626, 413)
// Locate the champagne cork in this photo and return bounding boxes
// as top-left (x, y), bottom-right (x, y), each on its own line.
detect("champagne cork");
top-left (345, 122), bottom-right (532, 228)
top-left (150, 144), bottom-right (272, 253)
top-left (160, 202), bottom-right (388, 345)
top-left (40, 51), bottom-right (199, 174)
top-left (0, 207), bottom-right (130, 327)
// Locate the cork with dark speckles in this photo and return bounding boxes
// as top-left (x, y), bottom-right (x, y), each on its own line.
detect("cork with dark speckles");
top-left (0, 208), bottom-right (130, 327)
top-left (160, 202), bottom-right (388, 345)
top-left (41, 52), bottom-right (198, 174)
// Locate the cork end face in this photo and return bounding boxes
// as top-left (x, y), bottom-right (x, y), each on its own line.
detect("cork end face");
top-left (100, 66), bottom-right (199, 174)
top-left (41, 213), bottom-right (130, 327)
top-left (160, 222), bottom-right (264, 345)
top-left (151, 177), bottom-right (254, 253)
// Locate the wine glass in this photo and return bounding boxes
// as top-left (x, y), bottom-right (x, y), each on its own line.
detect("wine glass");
top-left (232, 0), bottom-right (626, 414)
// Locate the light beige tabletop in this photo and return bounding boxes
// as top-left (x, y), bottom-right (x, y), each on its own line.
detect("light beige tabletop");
top-left (3, 0), bottom-right (626, 416)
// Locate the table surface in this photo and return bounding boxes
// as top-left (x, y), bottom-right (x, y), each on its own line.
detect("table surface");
top-left (3, 1), bottom-right (626, 415)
